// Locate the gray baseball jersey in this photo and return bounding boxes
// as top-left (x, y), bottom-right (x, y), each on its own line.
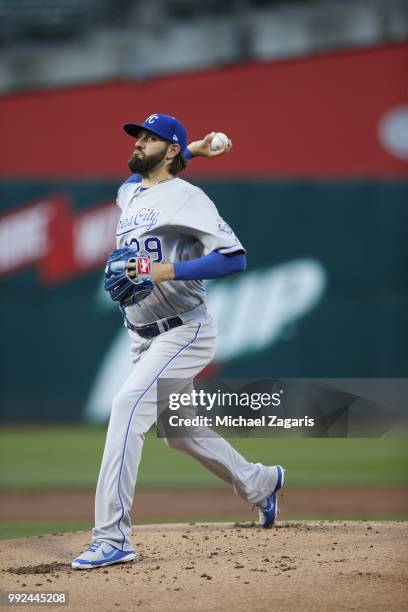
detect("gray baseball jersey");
top-left (116, 176), bottom-right (245, 325)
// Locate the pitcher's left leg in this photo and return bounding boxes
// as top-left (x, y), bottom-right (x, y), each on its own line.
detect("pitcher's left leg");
top-left (72, 317), bottom-right (217, 569)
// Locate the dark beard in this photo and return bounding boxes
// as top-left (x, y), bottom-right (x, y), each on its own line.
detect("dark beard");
top-left (128, 148), bottom-right (167, 175)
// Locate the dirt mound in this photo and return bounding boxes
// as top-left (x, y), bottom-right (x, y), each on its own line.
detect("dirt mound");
top-left (0, 522), bottom-right (407, 611)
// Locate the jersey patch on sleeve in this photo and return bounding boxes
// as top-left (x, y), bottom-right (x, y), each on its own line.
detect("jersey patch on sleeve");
top-left (217, 218), bottom-right (233, 235)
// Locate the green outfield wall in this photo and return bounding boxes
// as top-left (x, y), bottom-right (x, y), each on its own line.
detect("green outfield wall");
top-left (0, 179), bottom-right (407, 421)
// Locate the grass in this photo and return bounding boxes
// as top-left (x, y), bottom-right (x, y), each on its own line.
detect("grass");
top-left (0, 425), bottom-right (407, 489)
top-left (1, 426), bottom-right (406, 540)
top-left (0, 521), bottom-right (92, 540)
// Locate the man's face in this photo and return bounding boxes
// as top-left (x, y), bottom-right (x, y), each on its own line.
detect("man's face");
top-left (128, 129), bottom-right (169, 174)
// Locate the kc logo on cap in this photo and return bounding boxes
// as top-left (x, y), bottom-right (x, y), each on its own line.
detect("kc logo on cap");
top-left (123, 113), bottom-right (188, 154)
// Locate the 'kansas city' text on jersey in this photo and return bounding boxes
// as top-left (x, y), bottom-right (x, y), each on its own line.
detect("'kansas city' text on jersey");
top-left (116, 176), bottom-right (245, 325)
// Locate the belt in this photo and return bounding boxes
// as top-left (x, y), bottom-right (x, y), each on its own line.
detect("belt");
top-left (125, 314), bottom-right (183, 339)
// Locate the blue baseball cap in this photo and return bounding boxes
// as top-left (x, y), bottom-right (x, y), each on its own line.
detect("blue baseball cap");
top-left (123, 113), bottom-right (188, 155)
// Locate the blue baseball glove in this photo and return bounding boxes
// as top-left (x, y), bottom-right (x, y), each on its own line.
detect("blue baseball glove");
top-left (104, 247), bottom-right (154, 308)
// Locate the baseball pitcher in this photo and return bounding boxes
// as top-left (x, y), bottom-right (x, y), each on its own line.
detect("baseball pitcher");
top-left (72, 114), bottom-right (284, 569)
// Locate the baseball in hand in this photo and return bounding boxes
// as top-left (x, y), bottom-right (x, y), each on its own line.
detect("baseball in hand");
top-left (210, 132), bottom-right (229, 151)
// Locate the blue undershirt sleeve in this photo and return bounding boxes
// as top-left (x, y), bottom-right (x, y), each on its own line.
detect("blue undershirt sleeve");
top-left (183, 147), bottom-right (193, 160)
top-left (174, 251), bottom-right (246, 281)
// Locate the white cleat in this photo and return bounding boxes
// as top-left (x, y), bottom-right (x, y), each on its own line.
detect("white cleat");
top-left (71, 539), bottom-right (136, 569)
top-left (257, 465), bottom-right (285, 528)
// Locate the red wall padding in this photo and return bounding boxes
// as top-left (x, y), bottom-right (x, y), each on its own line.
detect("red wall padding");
top-left (0, 43), bottom-right (407, 178)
